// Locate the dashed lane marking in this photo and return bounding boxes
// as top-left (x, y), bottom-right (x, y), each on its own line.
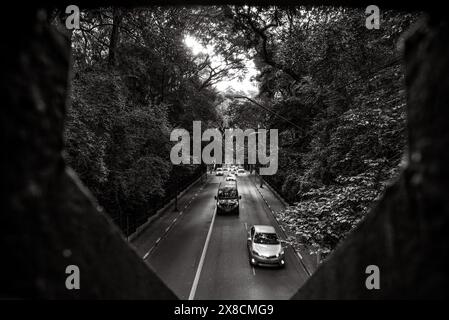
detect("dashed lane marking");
top-left (142, 176), bottom-right (211, 261)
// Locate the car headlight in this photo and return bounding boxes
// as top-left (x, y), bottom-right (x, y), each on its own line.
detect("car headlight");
top-left (276, 250), bottom-right (285, 257)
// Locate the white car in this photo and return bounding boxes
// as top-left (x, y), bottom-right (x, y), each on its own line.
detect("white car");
top-left (247, 225), bottom-right (285, 267)
top-left (237, 168), bottom-right (245, 175)
top-left (216, 168), bottom-right (224, 176)
top-left (226, 174), bottom-right (236, 181)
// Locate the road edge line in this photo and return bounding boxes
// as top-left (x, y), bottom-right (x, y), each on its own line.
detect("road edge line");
top-left (188, 205), bottom-right (217, 300)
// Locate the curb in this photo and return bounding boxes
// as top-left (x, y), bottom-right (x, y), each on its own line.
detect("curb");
top-left (128, 173), bottom-right (207, 242)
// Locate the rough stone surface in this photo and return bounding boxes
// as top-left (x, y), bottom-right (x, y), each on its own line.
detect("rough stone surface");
top-left (293, 15), bottom-right (449, 299)
top-left (1, 9), bottom-right (176, 299)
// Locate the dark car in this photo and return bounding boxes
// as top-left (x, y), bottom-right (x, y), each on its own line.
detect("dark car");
top-left (215, 181), bottom-right (241, 215)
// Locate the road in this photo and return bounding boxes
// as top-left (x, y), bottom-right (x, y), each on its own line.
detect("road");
top-left (131, 172), bottom-right (311, 300)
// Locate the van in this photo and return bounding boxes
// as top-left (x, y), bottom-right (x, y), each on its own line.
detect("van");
top-left (214, 181), bottom-right (241, 215)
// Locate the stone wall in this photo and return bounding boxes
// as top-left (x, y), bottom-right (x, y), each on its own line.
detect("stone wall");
top-left (1, 8), bottom-right (176, 299)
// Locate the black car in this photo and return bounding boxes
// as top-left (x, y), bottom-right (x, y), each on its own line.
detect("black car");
top-left (215, 181), bottom-right (241, 215)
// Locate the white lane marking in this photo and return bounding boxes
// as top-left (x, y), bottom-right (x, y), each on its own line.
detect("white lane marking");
top-left (142, 180), bottom-right (209, 261)
top-left (188, 206), bottom-right (217, 300)
top-left (298, 253), bottom-right (303, 259)
top-left (244, 222), bottom-right (247, 231)
top-left (252, 267), bottom-right (256, 276)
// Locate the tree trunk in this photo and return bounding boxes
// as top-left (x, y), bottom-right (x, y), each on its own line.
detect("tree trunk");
top-left (108, 7), bottom-right (123, 67)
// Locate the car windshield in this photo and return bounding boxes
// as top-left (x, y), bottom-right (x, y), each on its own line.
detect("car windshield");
top-left (218, 187), bottom-right (237, 199)
top-left (254, 232), bottom-right (279, 245)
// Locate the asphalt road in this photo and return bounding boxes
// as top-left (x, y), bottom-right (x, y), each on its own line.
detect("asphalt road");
top-left (131, 172), bottom-right (310, 300)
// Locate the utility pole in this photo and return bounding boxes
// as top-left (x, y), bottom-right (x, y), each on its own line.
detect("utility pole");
top-left (126, 213), bottom-right (129, 238)
top-left (174, 164), bottom-right (179, 211)
top-left (174, 180), bottom-right (178, 211)
top-left (257, 123), bottom-right (263, 188)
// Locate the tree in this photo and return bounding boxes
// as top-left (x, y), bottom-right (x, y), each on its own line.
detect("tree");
top-left (220, 5), bottom-right (418, 257)
top-left (63, 6), bottom-right (233, 234)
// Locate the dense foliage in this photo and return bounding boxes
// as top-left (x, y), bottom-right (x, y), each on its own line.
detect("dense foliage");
top-left (59, 6), bottom-right (418, 252)
top-left (218, 6), bottom-right (417, 257)
top-left (60, 7), bottom-right (236, 234)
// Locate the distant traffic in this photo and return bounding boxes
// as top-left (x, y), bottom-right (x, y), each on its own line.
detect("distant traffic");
top-left (213, 165), bottom-right (286, 268)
